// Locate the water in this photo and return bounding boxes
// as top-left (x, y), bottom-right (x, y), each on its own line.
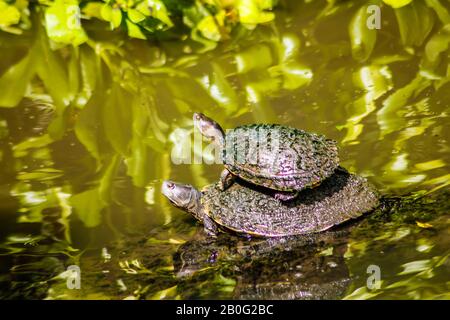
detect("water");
top-left (0, 1), bottom-right (449, 299)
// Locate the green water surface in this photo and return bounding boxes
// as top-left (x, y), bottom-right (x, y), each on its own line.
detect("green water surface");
top-left (0, 0), bottom-right (449, 299)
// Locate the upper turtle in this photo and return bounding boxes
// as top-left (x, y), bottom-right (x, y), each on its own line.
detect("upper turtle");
top-left (161, 168), bottom-right (380, 237)
top-left (193, 113), bottom-right (339, 199)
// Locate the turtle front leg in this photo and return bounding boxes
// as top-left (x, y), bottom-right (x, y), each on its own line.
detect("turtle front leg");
top-left (203, 214), bottom-right (219, 237)
top-left (274, 191), bottom-right (298, 202)
top-left (218, 168), bottom-right (235, 191)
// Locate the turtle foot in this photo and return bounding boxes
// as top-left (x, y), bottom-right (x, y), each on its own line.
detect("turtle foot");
top-left (218, 169), bottom-right (235, 191)
top-left (203, 215), bottom-right (219, 237)
top-left (274, 192), bottom-right (298, 202)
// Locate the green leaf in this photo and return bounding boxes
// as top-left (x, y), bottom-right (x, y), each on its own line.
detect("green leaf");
top-left (44, 0), bottom-right (88, 46)
top-left (354, 65), bottom-right (394, 99)
top-left (68, 46), bottom-right (80, 102)
top-left (74, 93), bottom-right (105, 164)
top-left (278, 62), bottom-right (313, 90)
top-left (128, 8), bottom-right (146, 24)
top-left (35, 32), bottom-right (71, 107)
top-left (70, 188), bottom-right (104, 228)
top-left (81, 2), bottom-right (104, 20)
top-left (349, 4), bottom-right (377, 62)
top-left (17, 168), bottom-right (64, 181)
top-left (394, 1), bottom-right (434, 46)
top-left (235, 44), bottom-right (273, 73)
top-left (245, 77), bottom-right (281, 103)
top-left (13, 134), bottom-right (54, 158)
top-left (0, 52), bottom-right (36, 108)
top-left (198, 63), bottom-right (239, 114)
top-left (126, 106), bottom-right (151, 187)
top-left (343, 285), bottom-right (383, 300)
top-left (110, 8), bottom-right (122, 29)
top-left (382, 0), bottom-right (413, 8)
top-left (0, 1), bottom-right (21, 27)
top-left (146, 0), bottom-right (173, 27)
top-left (77, 45), bottom-right (98, 107)
top-left (339, 64), bottom-right (394, 143)
top-left (70, 154), bottom-right (120, 228)
top-left (398, 259), bottom-right (432, 275)
top-left (99, 155), bottom-right (120, 203)
top-left (102, 85), bottom-right (132, 155)
top-left (149, 285), bottom-right (178, 300)
top-left (34, 26), bottom-right (72, 138)
top-left (377, 74), bottom-right (431, 137)
top-left (423, 24), bottom-right (450, 71)
top-left (126, 19), bottom-right (146, 39)
top-left (125, 94), bottom-right (167, 187)
top-left (101, 4), bottom-right (122, 29)
top-left (126, 138), bottom-right (151, 188)
top-left (238, 0), bottom-right (275, 25)
top-left (425, 0), bottom-right (450, 24)
top-left (197, 15), bottom-right (222, 41)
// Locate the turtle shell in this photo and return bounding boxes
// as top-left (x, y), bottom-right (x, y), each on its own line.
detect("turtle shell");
top-left (223, 124), bottom-right (339, 191)
top-left (201, 169), bottom-right (379, 237)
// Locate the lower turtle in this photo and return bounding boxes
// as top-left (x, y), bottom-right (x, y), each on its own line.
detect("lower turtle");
top-left (161, 168), bottom-right (379, 237)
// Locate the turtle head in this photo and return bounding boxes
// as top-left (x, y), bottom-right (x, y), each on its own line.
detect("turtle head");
top-left (193, 113), bottom-right (225, 146)
top-left (161, 181), bottom-right (203, 220)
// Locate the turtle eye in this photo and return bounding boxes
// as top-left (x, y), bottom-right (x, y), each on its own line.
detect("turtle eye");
top-left (167, 182), bottom-right (175, 189)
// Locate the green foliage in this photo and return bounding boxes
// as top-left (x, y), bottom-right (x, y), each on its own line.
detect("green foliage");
top-left (382, 0), bottom-right (413, 8)
top-left (0, 0), bottom-right (277, 45)
top-left (0, 0), bottom-right (30, 34)
top-left (423, 24), bottom-right (450, 74)
top-left (45, 0), bottom-right (88, 45)
top-left (0, 49), bottom-right (36, 107)
top-left (394, 0), bottom-right (434, 47)
top-left (237, 0), bottom-right (276, 25)
top-left (349, 3), bottom-right (378, 62)
top-left (0, 1), bottom-right (21, 27)
top-left (70, 155), bottom-right (120, 227)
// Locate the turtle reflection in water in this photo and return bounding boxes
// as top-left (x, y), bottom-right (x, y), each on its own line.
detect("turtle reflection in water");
top-left (162, 168), bottom-right (379, 237)
top-left (173, 228), bottom-right (353, 300)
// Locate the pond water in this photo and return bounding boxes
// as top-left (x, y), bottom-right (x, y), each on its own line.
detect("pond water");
top-left (0, 0), bottom-right (449, 299)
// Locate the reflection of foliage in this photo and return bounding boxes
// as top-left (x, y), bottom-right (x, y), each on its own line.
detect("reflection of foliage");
top-left (0, 1), bottom-right (310, 228)
top-left (1, 0), bottom-right (278, 45)
top-left (343, 191), bottom-right (450, 299)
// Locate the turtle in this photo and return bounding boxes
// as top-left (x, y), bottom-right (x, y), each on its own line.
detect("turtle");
top-left (193, 113), bottom-right (339, 201)
top-left (161, 168), bottom-right (379, 237)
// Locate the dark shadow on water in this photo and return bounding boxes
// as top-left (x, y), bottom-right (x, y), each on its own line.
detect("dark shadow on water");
top-left (173, 227), bottom-right (354, 299)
